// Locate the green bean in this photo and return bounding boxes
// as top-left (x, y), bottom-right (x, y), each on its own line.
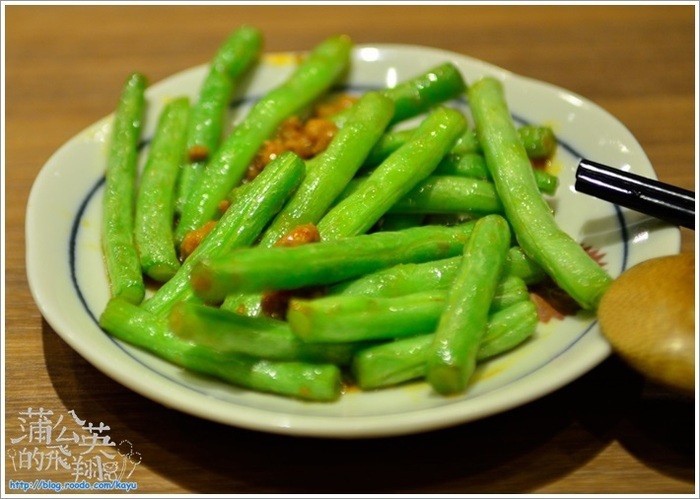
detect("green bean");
top-left (457, 125), bottom-right (557, 158)
top-left (331, 245), bottom-right (544, 298)
top-left (187, 68), bottom-right (235, 161)
top-left (210, 25), bottom-right (264, 77)
top-left (287, 275), bottom-right (527, 343)
top-left (220, 292), bottom-right (264, 316)
top-left (450, 128), bottom-right (483, 156)
top-left (434, 153), bottom-right (489, 177)
top-left (185, 350), bottom-right (341, 402)
top-left (175, 161), bottom-right (205, 218)
top-left (190, 221), bottom-right (476, 301)
top-left (351, 299), bottom-right (538, 390)
top-left (100, 298), bottom-right (341, 402)
top-left (224, 177), bottom-right (254, 206)
top-left (230, 167), bottom-right (445, 313)
top-left (333, 63), bottom-right (466, 128)
top-left (134, 97), bottom-right (190, 282)
top-left (533, 168), bottom-right (559, 196)
top-left (228, 90), bottom-right (397, 317)
top-left (169, 302), bottom-right (368, 364)
top-left (366, 125), bottom-right (557, 168)
top-left (354, 334), bottom-right (432, 391)
top-left (388, 175), bottom-right (503, 215)
top-left (346, 161), bottom-right (558, 210)
top-left (383, 62), bottom-right (466, 125)
top-left (504, 246), bottom-right (546, 285)
top-left (517, 124), bottom-right (557, 160)
top-left (469, 77), bottom-right (612, 310)
top-left (258, 91), bottom-right (394, 247)
top-left (317, 107), bottom-right (467, 240)
top-left (364, 127), bottom-right (476, 167)
top-left (188, 27), bottom-right (263, 159)
top-left (143, 152), bottom-right (305, 316)
top-left (330, 257), bottom-right (464, 297)
top-left (489, 275), bottom-right (530, 310)
top-left (289, 291), bottom-right (445, 343)
top-left (102, 72), bottom-right (147, 304)
top-left (435, 153), bottom-right (559, 195)
top-left (426, 214), bottom-right (511, 395)
top-left (363, 128), bottom-right (414, 167)
top-left (175, 35), bottom-right (352, 244)
top-left (177, 27), bottom-right (263, 213)
top-left (379, 214), bottom-right (425, 231)
top-left (476, 299), bottom-right (539, 360)
top-left (175, 71), bottom-right (232, 213)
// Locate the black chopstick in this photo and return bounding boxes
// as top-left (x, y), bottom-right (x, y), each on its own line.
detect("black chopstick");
top-left (574, 158), bottom-right (695, 230)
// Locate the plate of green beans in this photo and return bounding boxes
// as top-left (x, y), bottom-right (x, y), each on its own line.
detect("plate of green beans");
top-left (26, 28), bottom-right (680, 438)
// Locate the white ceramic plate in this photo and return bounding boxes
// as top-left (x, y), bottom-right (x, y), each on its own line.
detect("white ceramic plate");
top-left (26, 44), bottom-right (680, 438)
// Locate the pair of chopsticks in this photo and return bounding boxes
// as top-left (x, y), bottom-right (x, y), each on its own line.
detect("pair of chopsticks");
top-left (574, 159), bottom-right (695, 230)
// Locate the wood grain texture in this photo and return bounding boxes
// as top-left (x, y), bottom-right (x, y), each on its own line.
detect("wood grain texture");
top-left (5, 5), bottom-right (695, 494)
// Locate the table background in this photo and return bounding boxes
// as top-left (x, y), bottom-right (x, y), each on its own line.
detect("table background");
top-left (5, 4), bottom-right (696, 494)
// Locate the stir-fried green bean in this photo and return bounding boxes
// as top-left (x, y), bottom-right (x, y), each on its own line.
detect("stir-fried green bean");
top-left (343, 165), bottom-right (557, 212)
top-left (426, 214), bottom-right (512, 395)
top-left (287, 275), bottom-right (527, 343)
top-left (94, 29), bottom-right (610, 403)
top-left (517, 124), bottom-right (557, 160)
top-left (223, 92), bottom-right (395, 316)
top-left (363, 128), bottom-right (414, 167)
top-left (365, 124), bottom-right (557, 168)
top-left (102, 72), bottom-right (147, 304)
top-left (383, 62), bottom-right (467, 125)
top-left (100, 298), bottom-right (342, 401)
top-left (176, 26), bottom-right (263, 213)
top-left (388, 175), bottom-right (503, 215)
top-left (259, 91), bottom-right (394, 247)
top-left (143, 152), bottom-right (305, 316)
top-left (175, 35), bottom-right (352, 244)
top-left (187, 26), bottom-right (263, 161)
top-left (190, 222), bottom-right (476, 301)
top-left (135, 97), bottom-right (190, 282)
top-left (379, 214), bottom-right (425, 232)
top-left (469, 77), bottom-right (612, 310)
top-left (169, 302), bottom-right (369, 364)
top-left (317, 107), bottom-right (467, 239)
top-left (332, 62), bottom-right (466, 128)
top-left (352, 299), bottom-right (538, 390)
top-left (331, 246), bottom-right (544, 297)
top-left (435, 153), bottom-right (559, 195)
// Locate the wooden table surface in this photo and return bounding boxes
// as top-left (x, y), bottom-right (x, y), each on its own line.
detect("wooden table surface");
top-left (5, 5), bottom-right (696, 494)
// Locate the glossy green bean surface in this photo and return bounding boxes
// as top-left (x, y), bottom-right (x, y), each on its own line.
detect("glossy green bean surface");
top-left (317, 107), bottom-right (467, 239)
top-left (352, 299), bottom-right (538, 390)
top-left (469, 77), bottom-right (612, 310)
top-left (260, 91), bottom-right (395, 247)
top-left (426, 214), bottom-right (512, 395)
top-left (135, 97), bottom-right (190, 282)
top-left (101, 298), bottom-right (342, 401)
top-left (175, 35), bottom-right (352, 244)
top-left (102, 72), bottom-right (147, 304)
top-left (177, 26), bottom-right (263, 213)
top-left (191, 222), bottom-right (476, 301)
top-left (143, 152), bottom-right (305, 316)
top-left (287, 275), bottom-right (527, 343)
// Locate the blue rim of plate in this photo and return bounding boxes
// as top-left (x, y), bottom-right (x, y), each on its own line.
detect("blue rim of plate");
top-left (67, 86), bottom-right (630, 410)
